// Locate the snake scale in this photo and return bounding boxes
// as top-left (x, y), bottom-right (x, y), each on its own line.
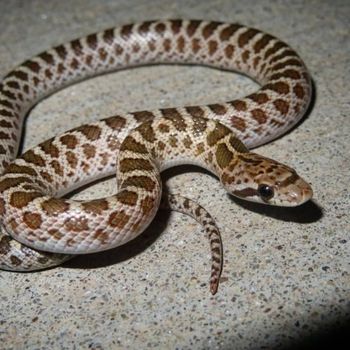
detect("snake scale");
top-left (0, 20), bottom-right (312, 294)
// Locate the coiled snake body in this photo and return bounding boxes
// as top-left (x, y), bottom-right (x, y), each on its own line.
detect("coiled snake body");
top-left (0, 20), bottom-right (312, 294)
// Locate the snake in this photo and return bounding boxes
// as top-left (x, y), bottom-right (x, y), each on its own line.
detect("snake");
top-left (0, 20), bottom-right (313, 294)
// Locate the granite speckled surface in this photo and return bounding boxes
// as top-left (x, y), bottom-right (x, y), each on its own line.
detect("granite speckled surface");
top-left (0, 1), bottom-right (349, 349)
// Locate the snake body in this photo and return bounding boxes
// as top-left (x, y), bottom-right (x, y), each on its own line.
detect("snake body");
top-left (0, 20), bottom-right (312, 294)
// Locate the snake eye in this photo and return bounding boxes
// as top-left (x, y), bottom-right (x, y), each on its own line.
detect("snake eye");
top-left (258, 184), bottom-right (274, 201)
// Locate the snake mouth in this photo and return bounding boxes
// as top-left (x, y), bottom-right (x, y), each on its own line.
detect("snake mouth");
top-left (285, 178), bottom-right (313, 206)
top-left (301, 185), bottom-right (313, 204)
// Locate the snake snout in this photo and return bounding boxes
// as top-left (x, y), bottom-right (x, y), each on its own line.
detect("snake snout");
top-left (301, 182), bottom-right (313, 203)
top-left (286, 177), bottom-right (313, 206)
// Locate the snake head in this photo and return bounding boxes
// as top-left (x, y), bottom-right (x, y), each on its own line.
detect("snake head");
top-left (220, 152), bottom-right (313, 206)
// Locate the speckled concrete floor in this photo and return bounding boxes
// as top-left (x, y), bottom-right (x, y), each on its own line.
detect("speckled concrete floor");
top-left (0, 1), bottom-right (349, 349)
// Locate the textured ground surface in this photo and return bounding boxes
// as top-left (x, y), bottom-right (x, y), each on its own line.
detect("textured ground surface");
top-left (0, 1), bottom-right (349, 349)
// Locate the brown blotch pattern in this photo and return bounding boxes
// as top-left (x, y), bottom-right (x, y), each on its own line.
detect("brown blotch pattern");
top-left (66, 151), bottom-right (78, 169)
top-left (264, 41), bottom-right (288, 60)
top-left (196, 142), bottom-right (205, 155)
top-left (75, 125), bottom-right (101, 141)
top-left (10, 256), bottom-right (22, 266)
top-left (0, 198), bottom-right (5, 215)
top-left (23, 60), bottom-right (40, 73)
top-left (50, 160), bottom-right (64, 176)
top-left (182, 198), bottom-right (190, 209)
top-left (158, 123), bottom-right (170, 133)
top-left (293, 84), bottom-right (305, 99)
top-left (138, 21), bottom-right (155, 35)
top-left (186, 106), bottom-right (204, 118)
top-left (71, 40), bottom-right (83, 56)
top-left (98, 48), bottom-right (108, 61)
top-left (220, 24), bottom-right (241, 41)
top-left (270, 69), bottom-right (301, 81)
top-left (231, 100), bottom-right (247, 111)
top-left (238, 28), bottom-right (259, 48)
top-left (209, 104), bottom-right (227, 115)
top-left (60, 135), bottom-right (78, 149)
top-left (42, 198), bottom-right (69, 215)
top-left (207, 123), bottom-right (230, 146)
top-left (224, 44), bottom-right (235, 58)
top-left (99, 152), bottom-right (110, 167)
top-left (249, 93), bottom-right (269, 104)
top-left (192, 115), bottom-right (208, 133)
top-left (39, 52), bottom-right (55, 65)
top-left (177, 35), bottom-right (185, 53)
top-left (264, 81), bottom-right (290, 95)
top-left (40, 171), bottom-right (53, 184)
top-left (229, 135), bottom-right (248, 153)
top-left (0, 235), bottom-right (11, 254)
top-left (120, 136), bottom-right (148, 154)
top-left (48, 229), bottom-right (64, 240)
top-left (183, 135), bottom-right (193, 149)
top-left (82, 144), bottom-right (96, 159)
top-left (231, 116), bottom-right (247, 132)
top-left (251, 109), bottom-right (268, 124)
top-left (45, 68), bottom-right (53, 79)
top-left (132, 111), bottom-right (155, 122)
top-left (2, 90), bottom-right (16, 100)
top-left (108, 210), bottom-right (130, 229)
top-left (273, 99), bottom-right (289, 115)
top-left (10, 191), bottom-right (42, 209)
top-left (87, 33), bottom-right (98, 49)
top-left (64, 217), bottom-right (89, 232)
top-left (170, 19), bottom-right (182, 34)
top-left (186, 20), bottom-right (201, 37)
top-left (155, 23), bottom-right (166, 35)
top-left (115, 44), bottom-right (124, 55)
top-left (163, 39), bottom-right (171, 52)
top-left (161, 109), bottom-right (187, 131)
top-left (9, 70), bottom-right (29, 82)
top-left (241, 50), bottom-right (250, 63)
top-left (137, 122), bottom-right (156, 142)
top-left (105, 116), bottom-right (126, 130)
top-left (103, 29), bottom-right (114, 44)
top-left (254, 34), bottom-right (274, 53)
top-left (192, 38), bottom-right (201, 53)
top-left (120, 158), bottom-right (154, 173)
top-left (122, 175), bottom-right (156, 192)
top-left (82, 199), bottom-right (109, 215)
top-left (121, 24), bottom-right (133, 39)
top-left (140, 196), bottom-right (156, 215)
top-left (5, 164), bottom-right (37, 176)
top-left (0, 99), bottom-right (14, 109)
top-left (0, 176), bottom-right (31, 192)
top-left (169, 135), bottom-right (178, 147)
top-left (157, 140), bottom-right (166, 151)
top-left (0, 119), bottom-right (11, 128)
top-left (0, 109), bottom-right (16, 118)
top-left (57, 63), bottom-right (66, 75)
top-left (23, 212), bottom-right (42, 229)
top-left (269, 50), bottom-right (298, 64)
top-left (0, 131), bottom-right (10, 140)
top-left (208, 40), bottom-right (218, 55)
top-left (202, 22), bottom-right (221, 39)
top-left (70, 58), bottom-right (80, 70)
top-left (216, 143), bottom-right (233, 169)
top-left (93, 229), bottom-right (109, 244)
top-left (207, 151), bottom-right (213, 163)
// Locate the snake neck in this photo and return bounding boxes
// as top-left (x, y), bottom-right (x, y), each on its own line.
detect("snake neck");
top-left (117, 115), bottom-right (249, 188)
